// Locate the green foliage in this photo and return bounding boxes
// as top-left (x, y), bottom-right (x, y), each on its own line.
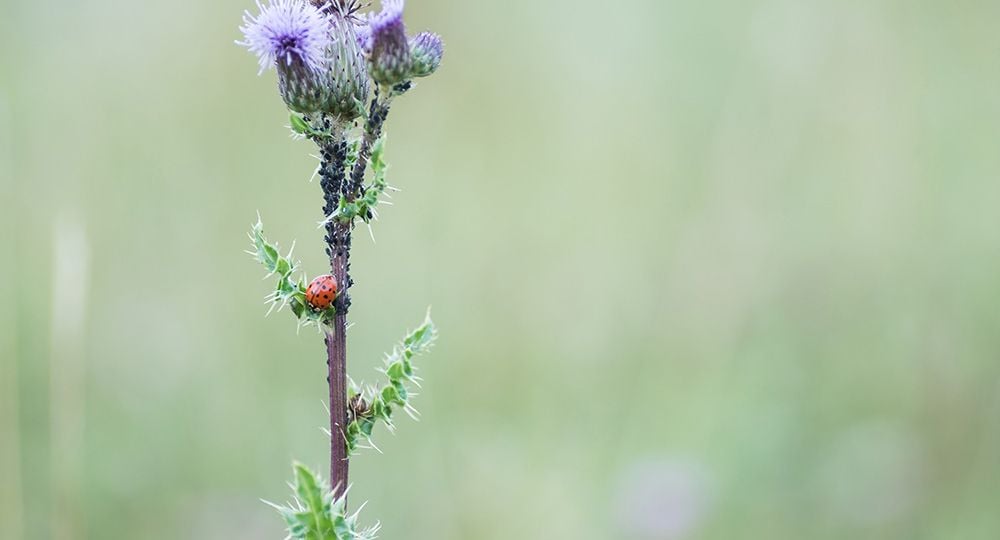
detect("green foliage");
top-left (345, 312), bottom-right (438, 454)
top-left (343, 136), bottom-right (363, 178)
top-left (264, 463), bottom-right (378, 540)
top-left (325, 137), bottom-right (392, 225)
top-left (289, 112), bottom-right (337, 142)
top-left (248, 217), bottom-right (336, 328)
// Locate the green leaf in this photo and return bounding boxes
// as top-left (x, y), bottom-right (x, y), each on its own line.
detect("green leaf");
top-left (293, 463), bottom-right (335, 538)
top-left (290, 113), bottom-right (311, 135)
top-left (370, 137), bottom-right (386, 173)
top-left (352, 97), bottom-right (368, 120)
top-left (386, 360), bottom-right (405, 380)
top-left (291, 299), bottom-right (305, 319)
top-left (344, 136), bottom-right (362, 172)
top-left (275, 256), bottom-right (292, 277)
top-left (381, 384), bottom-right (400, 405)
top-left (249, 217), bottom-right (320, 326)
top-left (268, 462), bottom-right (377, 540)
top-left (342, 311), bottom-right (438, 455)
top-left (370, 398), bottom-right (386, 419)
top-left (360, 418), bottom-right (375, 437)
top-left (333, 515), bottom-right (353, 540)
top-left (402, 316), bottom-right (438, 356)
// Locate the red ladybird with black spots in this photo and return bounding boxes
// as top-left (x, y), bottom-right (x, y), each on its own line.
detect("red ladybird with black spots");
top-left (305, 274), bottom-right (338, 310)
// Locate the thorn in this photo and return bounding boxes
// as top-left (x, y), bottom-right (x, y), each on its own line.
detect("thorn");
top-left (260, 498), bottom-right (285, 511)
top-left (403, 403), bottom-right (421, 420)
top-left (317, 215), bottom-right (335, 229)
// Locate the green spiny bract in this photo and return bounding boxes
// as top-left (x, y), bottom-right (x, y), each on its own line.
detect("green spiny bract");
top-left (408, 32), bottom-right (444, 78)
top-left (249, 218), bottom-right (336, 328)
top-left (345, 313), bottom-right (437, 454)
top-left (278, 64), bottom-right (341, 115)
top-left (325, 17), bottom-right (371, 122)
top-left (264, 463), bottom-right (378, 540)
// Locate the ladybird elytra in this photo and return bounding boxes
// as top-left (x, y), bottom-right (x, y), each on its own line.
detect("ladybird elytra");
top-left (305, 274), bottom-right (338, 310)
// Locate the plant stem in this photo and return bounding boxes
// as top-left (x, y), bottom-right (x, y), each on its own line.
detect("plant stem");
top-left (348, 91), bottom-right (392, 195)
top-left (324, 291), bottom-right (349, 500)
top-left (324, 218), bottom-right (350, 499)
top-left (316, 89), bottom-right (397, 499)
top-left (318, 125), bottom-right (352, 500)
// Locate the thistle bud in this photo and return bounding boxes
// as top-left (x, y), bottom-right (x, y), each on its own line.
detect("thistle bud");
top-left (277, 62), bottom-right (336, 114)
top-left (326, 16), bottom-right (371, 120)
top-left (408, 31), bottom-right (443, 78)
top-left (239, 0), bottom-right (336, 114)
top-left (366, 0), bottom-right (413, 86)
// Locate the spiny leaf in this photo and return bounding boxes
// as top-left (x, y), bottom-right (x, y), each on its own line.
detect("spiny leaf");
top-left (268, 463), bottom-right (378, 540)
top-left (294, 463), bottom-right (335, 537)
top-left (249, 217), bottom-right (336, 329)
top-left (345, 311), bottom-right (438, 454)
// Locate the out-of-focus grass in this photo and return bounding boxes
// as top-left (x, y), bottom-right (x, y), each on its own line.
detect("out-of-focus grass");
top-left (3, 0), bottom-right (1000, 539)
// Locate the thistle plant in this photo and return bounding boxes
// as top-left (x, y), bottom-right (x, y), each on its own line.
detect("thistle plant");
top-left (238, 1), bottom-right (443, 536)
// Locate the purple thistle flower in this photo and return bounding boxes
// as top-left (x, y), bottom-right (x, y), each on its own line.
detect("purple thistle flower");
top-left (367, 0), bottom-right (413, 86)
top-left (368, 0), bottom-right (405, 39)
top-left (355, 21), bottom-right (374, 53)
top-left (239, 0), bottom-right (331, 75)
top-left (408, 31), bottom-right (443, 78)
top-left (239, 0), bottom-right (361, 115)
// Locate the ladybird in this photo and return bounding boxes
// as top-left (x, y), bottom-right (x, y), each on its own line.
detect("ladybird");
top-left (305, 274), bottom-right (338, 310)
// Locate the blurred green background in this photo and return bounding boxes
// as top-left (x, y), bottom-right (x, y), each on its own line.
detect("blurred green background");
top-left (3, 0), bottom-right (1000, 538)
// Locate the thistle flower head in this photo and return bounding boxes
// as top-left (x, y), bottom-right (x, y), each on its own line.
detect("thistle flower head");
top-left (356, 21), bottom-right (374, 52)
top-left (368, 0), bottom-right (405, 38)
top-left (326, 15), bottom-right (371, 120)
top-left (367, 0), bottom-right (412, 86)
top-left (239, 0), bottom-right (331, 75)
top-left (408, 31), bottom-right (444, 78)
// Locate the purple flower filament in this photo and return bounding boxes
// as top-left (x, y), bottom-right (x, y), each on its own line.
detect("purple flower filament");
top-left (239, 0), bottom-right (331, 75)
